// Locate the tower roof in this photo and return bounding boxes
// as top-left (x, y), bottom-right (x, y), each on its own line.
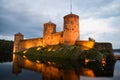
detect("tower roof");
top-left (15, 32), bottom-right (23, 36)
top-left (64, 13), bottom-right (79, 19)
top-left (44, 21), bottom-right (56, 25)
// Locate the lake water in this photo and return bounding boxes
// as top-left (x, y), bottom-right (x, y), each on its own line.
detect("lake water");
top-left (0, 52), bottom-right (120, 80)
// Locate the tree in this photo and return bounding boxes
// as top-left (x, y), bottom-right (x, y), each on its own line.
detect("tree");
top-left (0, 39), bottom-right (13, 62)
top-left (88, 37), bottom-right (95, 42)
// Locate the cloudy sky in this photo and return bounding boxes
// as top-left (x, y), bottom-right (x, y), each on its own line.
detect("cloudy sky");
top-left (0, 0), bottom-right (120, 49)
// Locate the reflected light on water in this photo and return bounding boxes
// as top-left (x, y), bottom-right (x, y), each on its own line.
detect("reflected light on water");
top-left (85, 58), bottom-right (89, 64)
top-left (12, 54), bottom-right (116, 80)
top-left (23, 55), bottom-right (27, 59)
top-left (81, 68), bottom-right (95, 77)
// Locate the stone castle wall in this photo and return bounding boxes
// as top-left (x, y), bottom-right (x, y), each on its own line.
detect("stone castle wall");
top-left (19, 38), bottom-right (43, 51)
top-left (94, 42), bottom-right (113, 54)
top-left (76, 40), bottom-right (95, 50)
top-left (43, 32), bottom-right (63, 46)
top-left (14, 36), bottom-right (113, 53)
top-left (16, 32), bottom-right (64, 52)
top-left (76, 41), bottom-right (113, 54)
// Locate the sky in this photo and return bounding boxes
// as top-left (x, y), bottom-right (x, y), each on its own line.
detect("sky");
top-left (0, 0), bottom-right (120, 49)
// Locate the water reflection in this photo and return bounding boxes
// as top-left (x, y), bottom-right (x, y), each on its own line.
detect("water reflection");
top-left (12, 54), bottom-right (115, 80)
top-left (0, 53), bottom-right (12, 63)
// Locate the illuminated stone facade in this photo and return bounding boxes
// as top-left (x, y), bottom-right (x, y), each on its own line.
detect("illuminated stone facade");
top-left (63, 14), bottom-right (79, 45)
top-left (13, 13), bottom-right (113, 53)
top-left (14, 13), bottom-right (81, 52)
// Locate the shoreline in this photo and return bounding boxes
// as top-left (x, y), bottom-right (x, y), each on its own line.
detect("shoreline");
top-left (114, 55), bottom-right (120, 60)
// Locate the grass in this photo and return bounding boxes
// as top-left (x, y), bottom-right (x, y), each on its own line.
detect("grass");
top-left (16, 44), bottom-right (115, 63)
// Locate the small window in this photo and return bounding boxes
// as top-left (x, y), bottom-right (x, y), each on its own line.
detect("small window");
top-left (61, 34), bottom-right (63, 37)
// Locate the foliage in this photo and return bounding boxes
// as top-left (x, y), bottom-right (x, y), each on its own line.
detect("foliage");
top-left (16, 44), bottom-right (113, 63)
top-left (88, 37), bottom-right (95, 42)
top-left (0, 39), bottom-right (13, 62)
top-left (79, 49), bottom-right (103, 60)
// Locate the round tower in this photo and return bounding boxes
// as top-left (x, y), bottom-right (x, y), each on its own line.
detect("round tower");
top-left (63, 13), bottom-right (79, 45)
top-left (13, 32), bottom-right (24, 52)
top-left (43, 21), bottom-right (56, 36)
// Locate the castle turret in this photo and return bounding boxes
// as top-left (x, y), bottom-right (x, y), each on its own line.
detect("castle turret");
top-left (63, 13), bottom-right (79, 45)
top-left (43, 21), bottom-right (56, 36)
top-left (13, 32), bottom-right (24, 53)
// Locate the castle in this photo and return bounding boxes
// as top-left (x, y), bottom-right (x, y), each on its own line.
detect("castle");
top-left (13, 13), bottom-right (113, 53)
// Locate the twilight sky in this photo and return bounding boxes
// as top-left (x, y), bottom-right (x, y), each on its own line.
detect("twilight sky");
top-left (0, 0), bottom-right (120, 49)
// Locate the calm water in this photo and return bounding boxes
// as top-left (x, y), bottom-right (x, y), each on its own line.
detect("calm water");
top-left (0, 52), bottom-right (120, 80)
top-left (114, 51), bottom-right (120, 55)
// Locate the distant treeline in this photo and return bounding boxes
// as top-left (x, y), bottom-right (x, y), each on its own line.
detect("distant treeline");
top-left (113, 49), bottom-right (120, 52)
top-left (0, 39), bottom-right (13, 62)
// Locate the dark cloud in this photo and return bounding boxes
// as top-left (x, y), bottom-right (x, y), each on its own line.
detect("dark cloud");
top-left (0, 1), bottom-right (46, 38)
top-left (0, 0), bottom-right (119, 48)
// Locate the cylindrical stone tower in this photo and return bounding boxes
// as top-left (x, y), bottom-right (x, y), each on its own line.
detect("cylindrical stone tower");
top-left (63, 13), bottom-right (79, 45)
top-left (13, 32), bottom-right (24, 53)
top-left (43, 21), bottom-right (56, 36)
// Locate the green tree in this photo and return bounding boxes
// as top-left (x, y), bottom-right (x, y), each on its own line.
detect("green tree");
top-left (0, 39), bottom-right (13, 62)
